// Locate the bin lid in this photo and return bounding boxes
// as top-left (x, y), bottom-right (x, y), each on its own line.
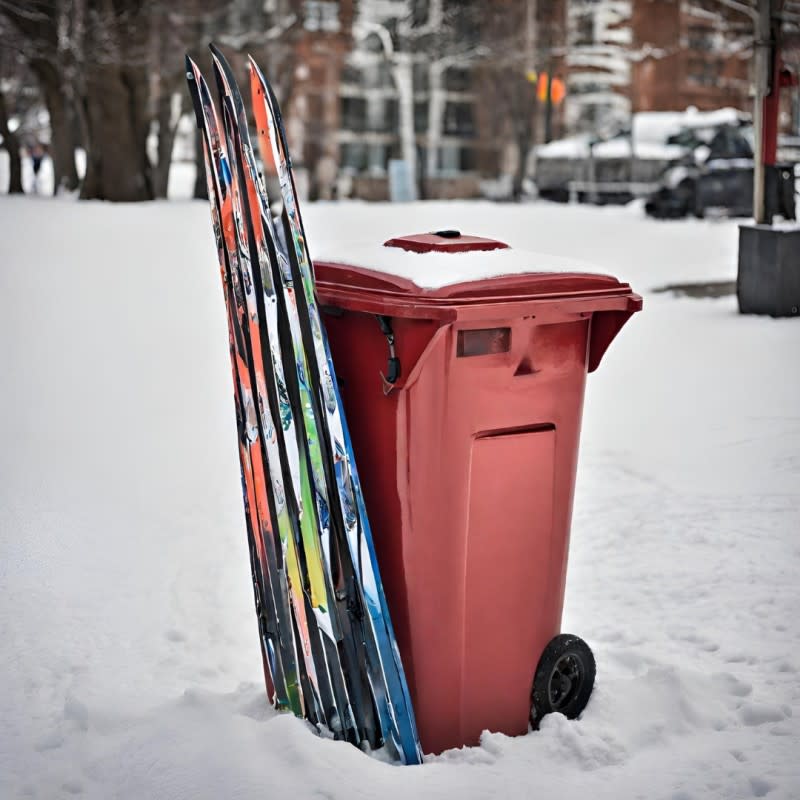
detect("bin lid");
top-left (315, 233), bottom-right (643, 372)
top-left (383, 230), bottom-right (509, 254)
top-left (314, 232), bottom-right (636, 310)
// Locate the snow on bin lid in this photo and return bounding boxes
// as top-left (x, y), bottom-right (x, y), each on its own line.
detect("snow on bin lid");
top-left (313, 232), bottom-right (617, 293)
top-left (383, 230), bottom-right (510, 254)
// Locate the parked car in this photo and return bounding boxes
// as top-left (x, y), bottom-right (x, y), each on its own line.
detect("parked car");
top-left (645, 125), bottom-right (796, 220)
top-left (533, 108), bottom-right (749, 205)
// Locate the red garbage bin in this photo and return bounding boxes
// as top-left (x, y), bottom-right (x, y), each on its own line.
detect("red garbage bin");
top-left (315, 232), bottom-right (642, 755)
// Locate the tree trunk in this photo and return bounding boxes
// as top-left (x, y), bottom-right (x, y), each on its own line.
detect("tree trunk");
top-left (45, 76), bottom-right (80, 194)
top-left (512, 139), bottom-right (527, 201)
top-left (78, 0), bottom-right (154, 202)
top-left (509, 76), bottom-right (535, 201)
top-left (392, 53), bottom-right (419, 200)
top-left (0, 89), bottom-right (24, 194)
top-left (152, 90), bottom-right (181, 199)
top-left (512, 111), bottom-right (534, 202)
top-left (426, 61), bottom-right (446, 196)
top-left (26, 58), bottom-right (80, 194)
top-left (80, 62), bottom-right (154, 202)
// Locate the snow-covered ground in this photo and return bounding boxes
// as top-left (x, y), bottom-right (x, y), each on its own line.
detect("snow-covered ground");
top-left (1, 196), bottom-right (798, 799)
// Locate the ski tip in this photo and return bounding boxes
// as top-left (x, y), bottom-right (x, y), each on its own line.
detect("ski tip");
top-left (209, 42), bottom-right (232, 78)
top-left (208, 45), bottom-right (228, 85)
top-left (184, 57), bottom-right (206, 129)
top-left (247, 54), bottom-right (262, 78)
top-left (208, 48), bottom-right (229, 100)
top-left (208, 45), bottom-right (229, 82)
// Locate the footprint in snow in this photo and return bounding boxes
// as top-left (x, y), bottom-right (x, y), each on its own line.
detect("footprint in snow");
top-left (738, 702), bottom-right (786, 727)
top-left (64, 693), bottom-right (89, 731)
top-left (749, 776), bottom-right (774, 797)
top-left (715, 672), bottom-right (752, 698)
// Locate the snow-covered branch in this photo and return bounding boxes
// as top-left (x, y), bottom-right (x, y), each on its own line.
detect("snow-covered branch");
top-left (218, 12), bottom-right (298, 50)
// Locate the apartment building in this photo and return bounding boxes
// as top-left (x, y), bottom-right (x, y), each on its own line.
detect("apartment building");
top-left (565, 0), bottom-right (752, 135)
top-left (280, 0), bottom-right (757, 199)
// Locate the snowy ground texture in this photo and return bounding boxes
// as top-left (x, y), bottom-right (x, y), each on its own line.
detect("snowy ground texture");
top-left (1, 195), bottom-right (798, 800)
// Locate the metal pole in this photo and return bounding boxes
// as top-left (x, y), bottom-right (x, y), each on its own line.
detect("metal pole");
top-left (753, 0), bottom-right (772, 224)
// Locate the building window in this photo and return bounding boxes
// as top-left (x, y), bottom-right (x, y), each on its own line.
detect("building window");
top-left (368, 143), bottom-right (390, 174)
top-left (445, 68), bottom-right (471, 92)
top-left (304, 1), bottom-right (340, 32)
top-left (574, 12), bottom-right (594, 46)
top-left (341, 64), bottom-right (360, 86)
top-left (340, 142), bottom-right (395, 175)
top-left (414, 101), bottom-right (428, 133)
top-left (688, 25), bottom-right (714, 51)
top-left (341, 97), bottom-right (367, 132)
top-left (687, 57), bottom-right (718, 86)
top-left (438, 145), bottom-right (459, 173)
top-left (444, 102), bottom-right (476, 137)
top-left (340, 142), bottom-right (367, 172)
top-left (366, 99), bottom-right (398, 133)
top-left (571, 81), bottom-right (606, 95)
top-left (582, 104), bottom-right (598, 125)
top-left (413, 62), bottom-right (429, 92)
top-left (362, 60), bottom-right (393, 90)
top-left (437, 145), bottom-right (476, 174)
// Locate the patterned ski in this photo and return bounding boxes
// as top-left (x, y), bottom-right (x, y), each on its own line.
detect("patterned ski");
top-left (188, 48), bottom-right (423, 764)
top-left (186, 57), bottom-right (304, 716)
top-left (248, 56), bottom-right (423, 764)
top-left (209, 49), bottom-right (384, 749)
top-left (211, 53), bottom-right (369, 744)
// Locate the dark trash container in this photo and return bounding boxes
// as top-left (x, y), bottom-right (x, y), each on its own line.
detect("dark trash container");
top-left (738, 224), bottom-right (800, 317)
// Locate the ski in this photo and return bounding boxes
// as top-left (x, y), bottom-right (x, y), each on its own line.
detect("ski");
top-left (211, 52), bottom-right (368, 744)
top-left (186, 57), bottom-right (303, 716)
top-left (188, 47), bottom-right (423, 764)
top-left (210, 48), bottom-right (384, 750)
top-left (248, 56), bottom-right (423, 765)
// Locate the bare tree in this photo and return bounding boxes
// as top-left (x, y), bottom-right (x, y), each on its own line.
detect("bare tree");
top-left (0, 19), bottom-right (26, 193)
top-left (351, 0), bottom-right (485, 197)
top-left (480, 1), bottom-right (565, 200)
top-left (1, 0), bottom-right (245, 201)
top-left (0, 0), bottom-right (81, 193)
top-left (0, 84), bottom-right (23, 193)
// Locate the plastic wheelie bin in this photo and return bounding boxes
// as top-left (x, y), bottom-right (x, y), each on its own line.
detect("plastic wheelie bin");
top-left (314, 231), bottom-right (642, 755)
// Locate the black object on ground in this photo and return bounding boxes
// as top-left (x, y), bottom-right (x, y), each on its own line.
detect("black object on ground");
top-left (530, 634), bottom-right (596, 728)
top-left (646, 163), bottom-right (796, 221)
top-left (737, 225), bottom-right (800, 317)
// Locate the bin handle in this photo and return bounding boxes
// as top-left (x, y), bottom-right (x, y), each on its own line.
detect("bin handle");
top-left (375, 315), bottom-right (400, 394)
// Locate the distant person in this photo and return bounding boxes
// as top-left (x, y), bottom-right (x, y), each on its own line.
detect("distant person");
top-left (31, 142), bottom-right (45, 193)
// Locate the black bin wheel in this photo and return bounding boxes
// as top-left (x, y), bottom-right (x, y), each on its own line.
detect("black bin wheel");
top-left (530, 633), bottom-right (596, 728)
